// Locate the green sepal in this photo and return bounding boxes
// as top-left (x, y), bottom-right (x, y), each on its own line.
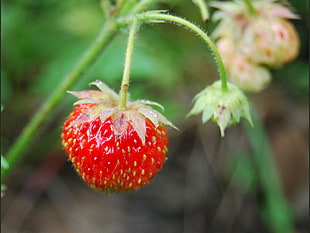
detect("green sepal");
top-left (188, 80), bottom-right (253, 136)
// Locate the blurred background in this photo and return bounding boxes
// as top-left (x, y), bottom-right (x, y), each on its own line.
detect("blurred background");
top-left (1, 0), bottom-right (309, 233)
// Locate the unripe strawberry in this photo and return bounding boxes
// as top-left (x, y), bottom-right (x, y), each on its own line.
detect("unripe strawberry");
top-left (187, 80), bottom-right (253, 136)
top-left (212, 0), bottom-right (300, 68)
top-left (239, 18), bottom-right (300, 68)
top-left (217, 38), bottom-right (271, 93)
top-left (61, 80), bottom-right (176, 192)
top-left (228, 56), bottom-right (271, 93)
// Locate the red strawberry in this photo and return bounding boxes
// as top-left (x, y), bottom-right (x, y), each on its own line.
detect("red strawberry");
top-left (61, 80), bottom-right (176, 192)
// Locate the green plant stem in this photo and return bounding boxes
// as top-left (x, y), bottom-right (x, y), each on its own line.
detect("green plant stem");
top-left (1, 19), bottom-right (119, 182)
top-left (243, 108), bottom-right (294, 233)
top-left (243, 0), bottom-right (256, 15)
top-left (193, 0), bottom-right (209, 22)
top-left (118, 19), bottom-right (138, 109)
top-left (136, 12), bottom-right (228, 91)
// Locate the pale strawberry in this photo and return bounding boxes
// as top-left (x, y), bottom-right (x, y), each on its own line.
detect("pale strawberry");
top-left (212, 0), bottom-right (300, 68)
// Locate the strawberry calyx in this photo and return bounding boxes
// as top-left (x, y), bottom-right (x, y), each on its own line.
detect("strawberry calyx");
top-left (68, 80), bottom-right (177, 145)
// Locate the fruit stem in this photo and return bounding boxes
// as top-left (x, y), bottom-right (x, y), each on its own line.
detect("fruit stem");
top-left (243, 0), bottom-right (256, 15)
top-left (118, 19), bottom-right (139, 109)
top-left (1, 19), bottom-right (119, 182)
top-left (136, 12), bottom-right (228, 91)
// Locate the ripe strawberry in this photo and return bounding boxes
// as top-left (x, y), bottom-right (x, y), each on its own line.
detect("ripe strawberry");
top-left (61, 80), bottom-right (176, 192)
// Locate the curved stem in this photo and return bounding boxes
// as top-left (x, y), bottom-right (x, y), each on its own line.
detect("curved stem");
top-left (1, 20), bottom-right (119, 182)
top-left (136, 12), bottom-right (228, 91)
top-left (118, 19), bottom-right (139, 108)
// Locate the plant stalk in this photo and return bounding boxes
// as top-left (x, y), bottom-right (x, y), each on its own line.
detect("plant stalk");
top-left (118, 19), bottom-right (139, 108)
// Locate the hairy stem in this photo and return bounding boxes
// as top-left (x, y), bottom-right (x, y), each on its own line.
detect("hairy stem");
top-left (136, 12), bottom-right (228, 90)
top-left (1, 20), bottom-right (119, 182)
top-left (118, 19), bottom-right (139, 108)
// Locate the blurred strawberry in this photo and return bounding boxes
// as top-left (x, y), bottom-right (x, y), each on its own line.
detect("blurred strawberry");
top-left (212, 0), bottom-right (300, 68)
top-left (217, 38), bottom-right (271, 93)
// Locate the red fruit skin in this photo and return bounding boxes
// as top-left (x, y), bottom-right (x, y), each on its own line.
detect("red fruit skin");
top-left (61, 104), bottom-right (169, 192)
